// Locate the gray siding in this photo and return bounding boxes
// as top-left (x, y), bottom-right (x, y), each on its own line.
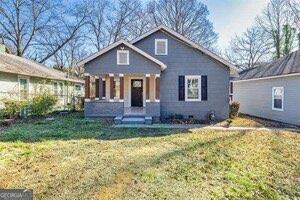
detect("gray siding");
top-left (85, 44), bottom-right (161, 75)
top-left (85, 101), bottom-right (124, 117)
top-left (134, 31), bottom-right (230, 120)
top-left (146, 102), bottom-right (160, 117)
top-left (233, 76), bottom-right (300, 126)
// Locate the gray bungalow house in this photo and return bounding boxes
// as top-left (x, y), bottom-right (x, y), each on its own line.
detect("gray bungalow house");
top-left (79, 25), bottom-right (236, 123)
top-left (233, 50), bottom-right (300, 126)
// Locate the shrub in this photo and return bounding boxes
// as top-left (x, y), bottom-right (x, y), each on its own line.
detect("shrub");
top-left (230, 101), bottom-right (240, 118)
top-left (30, 92), bottom-right (58, 116)
top-left (3, 99), bottom-right (28, 119)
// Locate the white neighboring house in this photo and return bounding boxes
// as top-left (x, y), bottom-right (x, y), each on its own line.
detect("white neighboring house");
top-left (233, 50), bottom-right (300, 126)
top-left (0, 45), bottom-right (84, 109)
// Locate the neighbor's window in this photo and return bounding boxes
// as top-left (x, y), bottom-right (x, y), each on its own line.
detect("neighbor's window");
top-left (272, 87), bottom-right (284, 111)
top-left (117, 50), bottom-right (129, 65)
top-left (185, 76), bottom-right (201, 101)
top-left (53, 82), bottom-right (58, 96)
top-left (53, 82), bottom-right (64, 97)
top-left (155, 39), bottom-right (168, 55)
top-left (114, 77), bottom-right (120, 99)
top-left (58, 82), bottom-right (64, 97)
top-left (19, 78), bottom-right (29, 100)
top-left (75, 84), bottom-right (81, 91)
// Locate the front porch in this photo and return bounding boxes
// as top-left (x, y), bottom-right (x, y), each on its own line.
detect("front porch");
top-left (84, 73), bottom-right (161, 122)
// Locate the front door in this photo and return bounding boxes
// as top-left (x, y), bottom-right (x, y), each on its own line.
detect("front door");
top-left (131, 79), bottom-right (143, 107)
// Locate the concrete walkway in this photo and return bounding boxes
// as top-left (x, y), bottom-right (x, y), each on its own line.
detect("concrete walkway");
top-left (113, 123), bottom-right (300, 132)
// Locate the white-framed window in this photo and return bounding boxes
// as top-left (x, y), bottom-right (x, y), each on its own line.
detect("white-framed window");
top-left (117, 50), bottom-right (129, 65)
top-left (155, 39), bottom-right (168, 55)
top-left (18, 76), bottom-right (30, 100)
top-left (53, 82), bottom-right (64, 98)
top-left (185, 75), bottom-right (201, 101)
top-left (272, 87), bottom-right (284, 111)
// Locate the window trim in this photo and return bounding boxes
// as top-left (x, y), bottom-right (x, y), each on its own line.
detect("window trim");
top-left (53, 81), bottom-right (64, 98)
top-left (155, 39), bottom-right (168, 55)
top-left (18, 75), bottom-right (30, 101)
top-left (272, 87), bottom-right (284, 111)
top-left (117, 50), bottom-right (129, 65)
top-left (185, 75), bottom-right (201, 102)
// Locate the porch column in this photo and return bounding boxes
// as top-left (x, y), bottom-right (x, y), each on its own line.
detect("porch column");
top-left (95, 76), bottom-right (99, 100)
top-left (109, 73), bottom-right (114, 101)
top-left (155, 74), bottom-right (160, 102)
top-left (119, 74), bottom-right (124, 101)
top-left (146, 74), bottom-right (150, 102)
top-left (84, 73), bottom-right (90, 101)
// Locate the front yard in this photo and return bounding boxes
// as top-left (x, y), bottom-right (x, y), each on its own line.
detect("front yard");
top-left (0, 113), bottom-right (299, 199)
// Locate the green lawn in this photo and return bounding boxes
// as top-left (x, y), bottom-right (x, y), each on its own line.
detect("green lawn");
top-left (0, 113), bottom-right (299, 200)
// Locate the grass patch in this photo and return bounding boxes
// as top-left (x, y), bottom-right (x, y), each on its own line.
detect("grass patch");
top-left (0, 113), bottom-right (299, 199)
top-left (224, 114), bottom-right (297, 128)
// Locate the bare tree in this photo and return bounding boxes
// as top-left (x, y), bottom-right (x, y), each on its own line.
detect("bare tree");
top-left (147, 0), bottom-right (218, 49)
top-left (35, 2), bottom-right (88, 63)
top-left (287, 0), bottom-right (300, 49)
top-left (225, 27), bottom-right (273, 70)
top-left (85, 0), bottom-right (109, 51)
top-left (0, 0), bottom-right (53, 56)
top-left (256, 0), bottom-right (295, 58)
top-left (106, 0), bottom-right (142, 44)
top-left (126, 8), bottom-right (153, 40)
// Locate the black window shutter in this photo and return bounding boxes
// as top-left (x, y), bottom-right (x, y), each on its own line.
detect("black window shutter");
top-left (178, 76), bottom-right (185, 101)
top-left (201, 76), bottom-right (207, 101)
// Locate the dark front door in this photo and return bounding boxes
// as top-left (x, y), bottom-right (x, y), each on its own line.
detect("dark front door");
top-left (131, 79), bottom-right (143, 107)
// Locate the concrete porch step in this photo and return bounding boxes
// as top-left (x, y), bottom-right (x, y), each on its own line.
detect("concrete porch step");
top-left (114, 116), bottom-right (153, 125)
top-left (122, 117), bottom-right (145, 124)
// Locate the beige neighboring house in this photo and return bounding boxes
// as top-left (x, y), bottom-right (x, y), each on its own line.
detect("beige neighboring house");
top-left (0, 45), bottom-right (84, 110)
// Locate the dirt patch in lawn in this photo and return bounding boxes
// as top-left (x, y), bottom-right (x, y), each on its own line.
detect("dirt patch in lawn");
top-left (94, 171), bottom-right (133, 200)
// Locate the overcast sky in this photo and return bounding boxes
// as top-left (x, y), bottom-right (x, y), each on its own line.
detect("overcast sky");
top-left (202, 0), bottom-right (268, 50)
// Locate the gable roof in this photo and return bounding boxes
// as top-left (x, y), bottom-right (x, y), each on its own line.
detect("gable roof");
top-left (131, 25), bottom-right (238, 74)
top-left (235, 50), bottom-right (300, 82)
top-left (0, 53), bottom-right (83, 83)
top-left (78, 39), bottom-right (167, 70)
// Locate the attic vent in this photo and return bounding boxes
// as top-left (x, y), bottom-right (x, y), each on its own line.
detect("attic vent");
top-left (155, 39), bottom-right (168, 55)
top-left (117, 50), bottom-right (129, 65)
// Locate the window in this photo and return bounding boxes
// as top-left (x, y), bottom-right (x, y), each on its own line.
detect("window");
top-left (185, 76), bottom-right (201, 101)
top-left (75, 84), bottom-right (81, 91)
top-left (53, 82), bottom-right (64, 97)
top-left (113, 77), bottom-right (120, 99)
top-left (155, 39), bottom-right (168, 55)
top-left (272, 87), bottom-right (284, 111)
top-left (53, 82), bottom-right (58, 95)
top-left (117, 50), bottom-right (129, 65)
top-left (19, 77), bottom-right (29, 100)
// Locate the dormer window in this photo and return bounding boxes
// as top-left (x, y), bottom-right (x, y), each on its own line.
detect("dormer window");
top-left (117, 50), bottom-right (129, 65)
top-left (155, 39), bottom-right (168, 55)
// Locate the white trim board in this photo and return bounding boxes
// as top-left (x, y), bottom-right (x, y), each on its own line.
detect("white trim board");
top-left (233, 73), bottom-right (300, 83)
top-left (78, 39), bottom-right (167, 70)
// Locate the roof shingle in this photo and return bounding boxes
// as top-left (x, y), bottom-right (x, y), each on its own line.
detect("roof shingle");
top-left (237, 50), bottom-right (300, 80)
top-left (0, 53), bottom-right (83, 83)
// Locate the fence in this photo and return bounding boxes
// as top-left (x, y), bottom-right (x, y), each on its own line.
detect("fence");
top-left (0, 91), bottom-right (84, 112)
